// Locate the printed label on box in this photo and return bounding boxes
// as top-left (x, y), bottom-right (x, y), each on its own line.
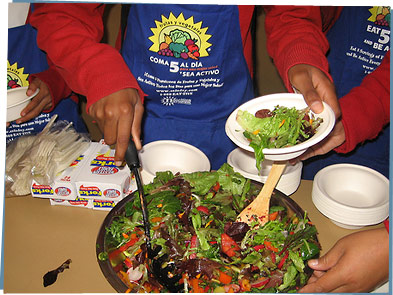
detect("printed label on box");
top-left (34, 140), bottom-right (137, 210)
top-left (50, 197), bottom-right (93, 208)
top-left (75, 140), bottom-right (132, 201)
top-left (92, 199), bottom-right (118, 211)
top-left (31, 142), bottom-right (98, 200)
top-left (31, 184), bottom-right (54, 197)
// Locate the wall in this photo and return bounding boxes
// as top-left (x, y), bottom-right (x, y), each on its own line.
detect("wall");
top-left (254, 7), bottom-right (286, 95)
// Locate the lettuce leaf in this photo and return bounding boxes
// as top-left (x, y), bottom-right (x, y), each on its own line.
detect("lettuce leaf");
top-left (236, 106), bottom-right (320, 170)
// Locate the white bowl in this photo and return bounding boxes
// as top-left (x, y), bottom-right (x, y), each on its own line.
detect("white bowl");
top-left (139, 140), bottom-right (211, 184)
top-left (227, 148), bottom-right (302, 195)
top-left (225, 93), bottom-right (335, 161)
top-left (312, 164), bottom-right (389, 229)
top-left (7, 87), bottom-right (39, 122)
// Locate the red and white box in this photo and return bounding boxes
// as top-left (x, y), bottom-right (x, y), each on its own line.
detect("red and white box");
top-left (31, 143), bottom-right (96, 200)
top-left (75, 140), bottom-right (135, 202)
top-left (92, 199), bottom-right (119, 211)
top-left (49, 197), bottom-right (93, 209)
top-left (32, 139), bottom-right (137, 210)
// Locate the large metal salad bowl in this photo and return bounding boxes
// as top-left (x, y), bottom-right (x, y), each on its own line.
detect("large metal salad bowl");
top-left (96, 164), bottom-right (320, 293)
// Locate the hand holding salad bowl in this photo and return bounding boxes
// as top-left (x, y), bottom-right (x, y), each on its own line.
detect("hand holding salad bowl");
top-left (225, 93), bottom-right (335, 166)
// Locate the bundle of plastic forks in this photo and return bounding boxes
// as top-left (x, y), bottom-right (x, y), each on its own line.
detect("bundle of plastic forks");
top-left (6, 115), bottom-right (90, 196)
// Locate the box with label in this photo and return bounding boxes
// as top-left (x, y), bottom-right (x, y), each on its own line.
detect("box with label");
top-left (31, 143), bottom-right (97, 200)
top-left (50, 197), bottom-right (93, 209)
top-left (92, 199), bottom-right (119, 211)
top-left (75, 140), bottom-right (134, 202)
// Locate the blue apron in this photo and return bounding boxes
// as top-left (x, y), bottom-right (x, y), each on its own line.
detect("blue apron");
top-left (121, 4), bottom-right (254, 169)
top-left (7, 19), bottom-right (87, 143)
top-left (302, 6), bottom-right (390, 180)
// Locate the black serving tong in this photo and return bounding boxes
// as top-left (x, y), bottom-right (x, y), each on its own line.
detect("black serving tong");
top-left (124, 139), bottom-right (152, 250)
top-left (124, 139), bottom-right (184, 292)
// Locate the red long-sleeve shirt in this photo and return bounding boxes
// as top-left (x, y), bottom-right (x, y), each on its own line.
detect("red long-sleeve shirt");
top-left (30, 4), bottom-right (255, 113)
top-left (336, 51), bottom-right (390, 153)
top-left (264, 6), bottom-right (389, 231)
top-left (28, 60), bottom-right (75, 112)
top-left (27, 5), bottom-right (337, 113)
top-left (24, 8), bottom-right (75, 111)
top-left (30, 4), bottom-right (390, 152)
top-left (264, 6), bottom-right (390, 154)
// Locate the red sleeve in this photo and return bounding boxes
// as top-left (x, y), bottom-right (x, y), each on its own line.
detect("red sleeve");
top-left (29, 3), bottom-right (145, 113)
top-left (28, 60), bottom-right (73, 112)
top-left (263, 5), bottom-right (332, 91)
top-left (334, 51), bottom-right (390, 153)
top-left (383, 219), bottom-right (389, 232)
top-left (25, 6), bottom-right (72, 112)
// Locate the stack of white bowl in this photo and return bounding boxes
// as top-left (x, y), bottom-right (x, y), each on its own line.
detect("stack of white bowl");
top-left (312, 164), bottom-right (389, 229)
top-left (227, 148), bottom-right (302, 195)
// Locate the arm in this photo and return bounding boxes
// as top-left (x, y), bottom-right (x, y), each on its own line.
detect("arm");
top-left (264, 5), bottom-right (330, 90)
top-left (299, 50), bottom-right (390, 160)
top-left (30, 3), bottom-right (145, 163)
top-left (28, 58), bottom-right (73, 112)
top-left (12, 77), bottom-right (53, 125)
top-left (263, 6), bottom-right (341, 118)
top-left (29, 3), bottom-right (143, 106)
top-left (10, 66), bottom-right (64, 125)
top-left (21, 64), bottom-right (72, 126)
top-left (12, 7), bottom-right (74, 124)
top-left (334, 50), bottom-right (390, 153)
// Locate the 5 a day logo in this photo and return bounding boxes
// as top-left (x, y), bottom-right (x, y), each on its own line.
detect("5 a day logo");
top-left (148, 12), bottom-right (212, 60)
top-left (7, 61), bottom-right (29, 89)
top-left (368, 6), bottom-right (390, 27)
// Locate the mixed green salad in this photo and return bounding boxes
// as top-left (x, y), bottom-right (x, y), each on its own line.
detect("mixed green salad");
top-left (98, 164), bottom-right (320, 293)
top-left (236, 105), bottom-right (323, 170)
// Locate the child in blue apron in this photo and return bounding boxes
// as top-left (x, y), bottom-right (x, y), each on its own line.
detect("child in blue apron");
top-left (121, 5), bottom-right (255, 169)
top-left (302, 6), bottom-right (390, 180)
top-left (7, 3), bottom-right (87, 143)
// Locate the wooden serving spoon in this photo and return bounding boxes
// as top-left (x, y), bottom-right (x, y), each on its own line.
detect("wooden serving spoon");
top-left (237, 161), bottom-right (287, 226)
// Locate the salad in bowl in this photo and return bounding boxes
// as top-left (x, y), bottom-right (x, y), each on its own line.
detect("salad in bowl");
top-left (225, 93), bottom-right (335, 164)
top-left (96, 164), bottom-right (320, 293)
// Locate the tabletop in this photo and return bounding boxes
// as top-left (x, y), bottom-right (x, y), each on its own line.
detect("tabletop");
top-left (3, 179), bottom-right (385, 293)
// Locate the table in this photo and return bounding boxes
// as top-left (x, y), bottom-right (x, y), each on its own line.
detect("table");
top-left (3, 180), bottom-right (385, 293)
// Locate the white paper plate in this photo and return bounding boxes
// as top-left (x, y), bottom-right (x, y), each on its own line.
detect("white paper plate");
top-left (225, 93), bottom-right (335, 161)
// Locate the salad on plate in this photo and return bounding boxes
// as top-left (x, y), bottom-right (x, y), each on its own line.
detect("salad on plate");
top-left (236, 105), bottom-right (323, 169)
top-left (97, 164), bottom-right (320, 293)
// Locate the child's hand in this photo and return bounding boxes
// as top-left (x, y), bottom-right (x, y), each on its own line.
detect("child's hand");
top-left (14, 78), bottom-right (53, 124)
top-left (89, 88), bottom-right (144, 166)
top-left (299, 227), bottom-right (389, 293)
top-left (288, 64), bottom-right (341, 120)
top-left (292, 120), bottom-right (346, 164)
